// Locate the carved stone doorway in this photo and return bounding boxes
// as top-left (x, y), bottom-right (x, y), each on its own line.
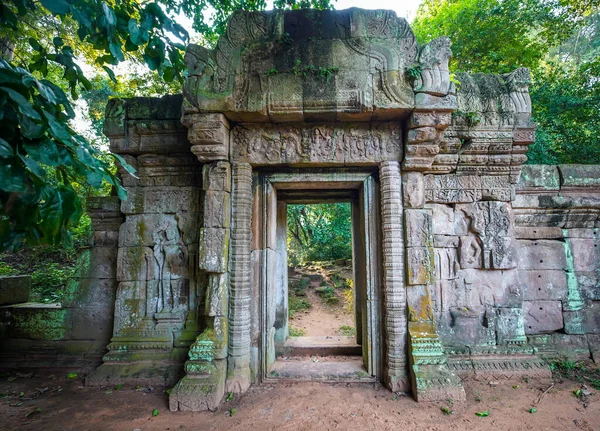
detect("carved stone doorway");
top-left (252, 169), bottom-right (382, 382)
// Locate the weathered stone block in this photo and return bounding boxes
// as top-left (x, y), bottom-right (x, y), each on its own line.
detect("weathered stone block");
top-left (520, 270), bottom-right (568, 301)
top-left (514, 226), bottom-right (563, 239)
top-left (426, 203), bottom-right (455, 235)
top-left (415, 93), bottom-right (457, 111)
top-left (203, 191), bottom-right (231, 228)
top-left (434, 235), bottom-right (458, 248)
top-left (458, 236), bottom-right (482, 269)
top-left (119, 214), bottom-right (181, 248)
top-left (424, 174), bottom-right (482, 203)
top-left (64, 278), bottom-right (117, 309)
top-left (409, 112), bottom-right (452, 129)
top-left (187, 114), bottom-right (230, 162)
top-left (496, 307), bottom-right (526, 345)
top-left (0, 276), bottom-right (31, 305)
top-left (406, 247), bottom-right (434, 285)
top-left (199, 228), bottom-right (230, 273)
top-left (70, 307), bottom-right (114, 341)
top-left (121, 187), bottom-right (200, 215)
top-left (408, 127), bottom-right (438, 144)
top-left (523, 301), bottom-right (563, 334)
top-left (88, 247), bottom-right (117, 279)
top-left (588, 334), bottom-right (600, 364)
top-left (9, 306), bottom-right (71, 340)
top-left (552, 334), bottom-right (591, 361)
top-left (404, 209), bottom-right (433, 247)
top-left (117, 247), bottom-right (157, 281)
top-left (434, 248), bottom-right (458, 280)
top-left (578, 272), bottom-right (600, 301)
top-left (516, 240), bottom-right (567, 270)
top-left (202, 162), bottom-right (231, 192)
top-left (402, 171), bottom-right (424, 208)
top-left (569, 238), bottom-right (600, 272)
top-left (559, 164), bottom-right (600, 190)
top-left (516, 165), bottom-right (560, 192)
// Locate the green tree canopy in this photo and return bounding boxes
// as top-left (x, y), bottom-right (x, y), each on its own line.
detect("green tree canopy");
top-left (412, 0), bottom-right (600, 164)
top-left (287, 203), bottom-right (352, 265)
top-left (0, 0), bottom-right (332, 251)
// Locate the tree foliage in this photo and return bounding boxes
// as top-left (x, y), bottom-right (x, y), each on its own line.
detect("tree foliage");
top-left (287, 203), bottom-right (352, 265)
top-left (412, 0), bottom-right (600, 164)
top-left (0, 0), bottom-right (332, 251)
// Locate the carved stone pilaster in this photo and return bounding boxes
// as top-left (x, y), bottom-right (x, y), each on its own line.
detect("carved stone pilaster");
top-left (170, 161), bottom-right (232, 412)
top-left (183, 113), bottom-right (230, 162)
top-left (227, 162), bottom-right (253, 393)
top-left (379, 161), bottom-right (409, 392)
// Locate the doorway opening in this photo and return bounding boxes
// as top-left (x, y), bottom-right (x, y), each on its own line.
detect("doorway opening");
top-left (286, 203), bottom-right (358, 347)
top-left (255, 170), bottom-right (382, 383)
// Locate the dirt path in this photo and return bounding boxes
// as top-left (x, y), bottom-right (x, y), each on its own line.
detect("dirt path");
top-left (290, 279), bottom-right (354, 337)
top-left (1, 370), bottom-right (599, 431)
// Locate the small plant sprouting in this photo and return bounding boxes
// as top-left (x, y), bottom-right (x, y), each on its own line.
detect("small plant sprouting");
top-left (440, 406), bottom-right (453, 415)
top-left (452, 110), bottom-right (482, 128)
top-left (475, 410), bottom-right (489, 417)
top-left (152, 409), bottom-right (160, 417)
top-left (292, 60), bottom-right (339, 82)
top-left (406, 64), bottom-right (422, 82)
top-left (265, 68), bottom-right (279, 76)
top-left (289, 326), bottom-right (307, 337)
top-left (226, 392), bottom-right (234, 402)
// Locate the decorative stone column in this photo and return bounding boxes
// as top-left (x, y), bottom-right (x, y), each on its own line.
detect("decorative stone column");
top-left (379, 161), bottom-right (409, 392)
top-left (227, 162), bottom-right (253, 393)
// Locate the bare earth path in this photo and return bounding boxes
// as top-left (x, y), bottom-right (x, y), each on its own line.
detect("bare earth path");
top-left (1, 370), bottom-right (599, 431)
top-left (290, 279), bottom-right (353, 336)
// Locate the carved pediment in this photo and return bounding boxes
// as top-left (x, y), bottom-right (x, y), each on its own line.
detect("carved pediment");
top-left (183, 9), bottom-right (421, 122)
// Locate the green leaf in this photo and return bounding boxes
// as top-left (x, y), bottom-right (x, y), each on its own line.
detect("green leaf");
top-left (113, 153), bottom-right (137, 177)
top-left (23, 141), bottom-right (60, 166)
top-left (102, 3), bottom-right (117, 26)
top-left (152, 409), bottom-right (159, 417)
top-left (0, 160), bottom-right (27, 193)
top-left (19, 155), bottom-right (46, 179)
top-left (40, 0), bottom-right (71, 15)
top-left (529, 407), bottom-right (537, 413)
top-left (475, 410), bottom-right (489, 417)
top-left (1, 87), bottom-right (41, 121)
top-left (0, 138), bottom-right (13, 158)
top-left (28, 38), bottom-right (43, 52)
top-left (42, 110), bottom-right (73, 143)
top-left (102, 66), bottom-right (117, 84)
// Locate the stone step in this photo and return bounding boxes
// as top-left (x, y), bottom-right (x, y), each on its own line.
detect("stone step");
top-left (280, 336), bottom-right (361, 357)
top-left (268, 356), bottom-right (373, 382)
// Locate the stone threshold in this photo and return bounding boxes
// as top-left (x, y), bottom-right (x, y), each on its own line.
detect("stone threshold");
top-left (267, 356), bottom-right (375, 382)
top-left (279, 336), bottom-right (362, 357)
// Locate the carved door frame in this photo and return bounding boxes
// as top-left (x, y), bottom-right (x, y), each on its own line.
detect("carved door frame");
top-left (251, 168), bottom-right (383, 382)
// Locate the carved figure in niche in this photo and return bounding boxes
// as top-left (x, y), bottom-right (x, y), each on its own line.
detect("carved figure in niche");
top-left (152, 221), bottom-right (189, 313)
top-left (311, 127), bottom-right (335, 159)
top-left (346, 127), bottom-right (371, 159)
top-left (256, 133), bottom-right (279, 162)
top-left (280, 127), bottom-right (301, 161)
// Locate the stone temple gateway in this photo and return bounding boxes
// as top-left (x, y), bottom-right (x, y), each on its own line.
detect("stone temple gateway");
top-left (2, 8), bottom-right (600, 412)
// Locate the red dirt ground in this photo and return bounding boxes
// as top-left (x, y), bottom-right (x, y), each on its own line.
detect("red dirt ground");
top-left (1, 368), bottom-right (599, 431)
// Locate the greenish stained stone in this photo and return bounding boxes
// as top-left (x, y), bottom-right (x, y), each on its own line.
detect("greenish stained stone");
top-left (11, 308), bottom-right (70, 340)
top-left (563, 229), bottom-right (585, 312)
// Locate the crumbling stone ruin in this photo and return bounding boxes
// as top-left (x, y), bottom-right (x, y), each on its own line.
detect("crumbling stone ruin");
top-left (1, 9), bottom-right (599, 411)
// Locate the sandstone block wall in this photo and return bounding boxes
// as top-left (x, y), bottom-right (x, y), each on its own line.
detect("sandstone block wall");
top-left (514, 165), bottom-right (600, 362)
